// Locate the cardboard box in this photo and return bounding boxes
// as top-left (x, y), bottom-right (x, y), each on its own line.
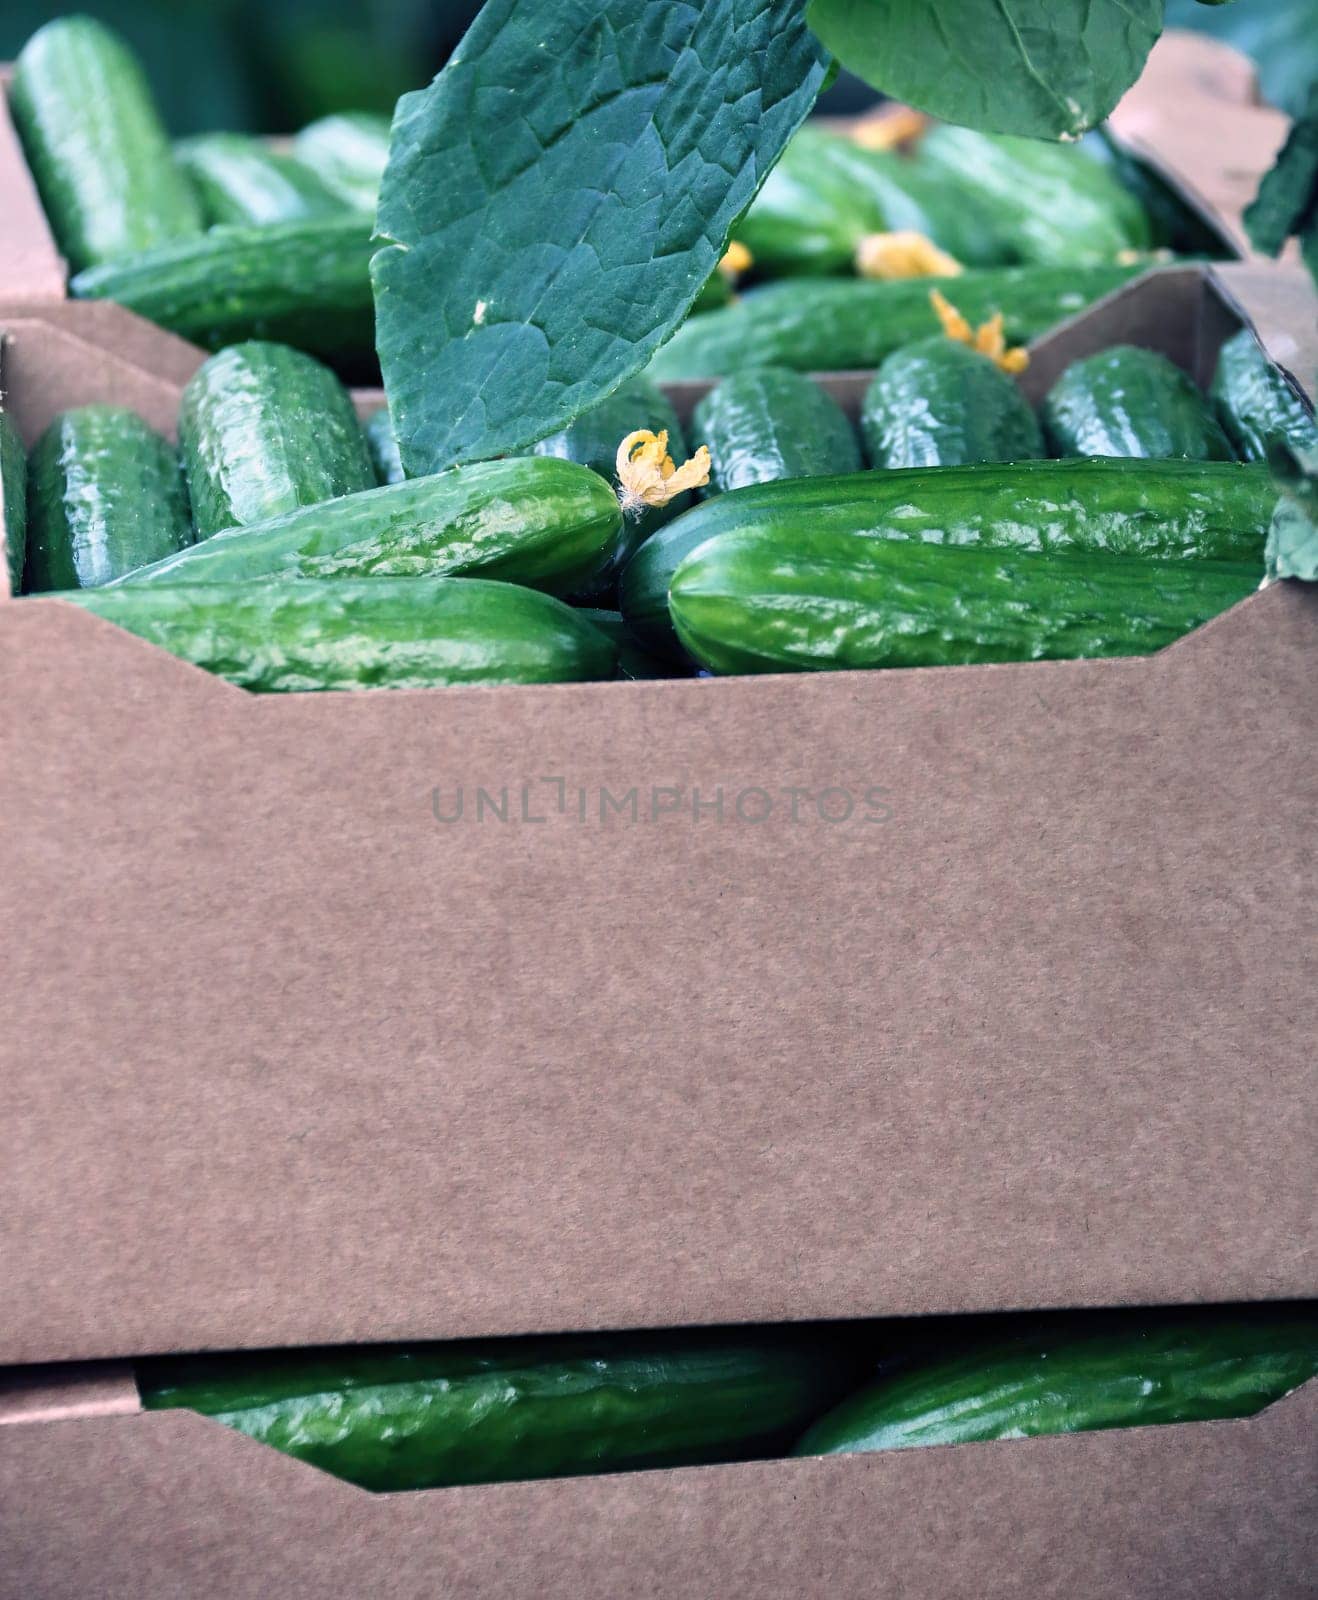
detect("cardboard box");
top-left (0, 266), bottom-right (1313, 1595)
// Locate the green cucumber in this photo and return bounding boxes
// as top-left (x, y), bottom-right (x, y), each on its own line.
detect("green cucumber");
top-left (692, 368), bottom-right (861, 495)
top-left (1044, 346), bottom-right (1234, 461)
top-left (669, 528), bottom-right (1257, 675)
top-left (650, 264), bottom-right (1143, 381)
top-left (62, 577), bottom-right (616, 693)
top-left (530, 378), bottom-right (686, 590)
top-left (9, 17), bottom-right (204, 271)
top-left (69, 216), bottom-right (376, 367)
top-left (117, 457), bottom-right (621, 599)
top-left (738, 125), bottom-right (1011, 279)
top-left (176, 134), bottom-right (347, 227)
top-left (796, 1311), bottom-right (1318, 1457)
top-left (1, 413), bottom-right (27, 595)
top-left (621, 458), bottom-right (1274, 658)
top-left (364, 406), bottom-right (405, 486)
top-left (179, 342), bottom-right (375, 538)
top-left (139, 1327), bottom-right (850, 1490)
top-left (23, 406), bottom-right (192, 593)
top-left (577, 608), bottom-right (690, 680)
top-left (860, 338), bottom-right (1043, 468)
top-left (291, 112), bottom-right (391, 212)
top-left (914, 126), bottom-right (1153, 266)
top-left (1210, 329), bottom-right (1318, 463)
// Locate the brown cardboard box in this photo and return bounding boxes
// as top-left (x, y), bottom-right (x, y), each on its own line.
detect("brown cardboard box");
top-left (0, 266), bottom-right (1314, 1596)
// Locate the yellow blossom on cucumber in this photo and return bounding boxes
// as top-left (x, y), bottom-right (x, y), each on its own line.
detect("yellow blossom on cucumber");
top-left (857, 231), bottom-right (962, 281)
top-left (718, 240), bottom-right (753, 280)
top-left (850, 106), bottom-right (929, 151)
top-left (615, 429), bottom-right (711, 516)
top-left (929, 289), bottom-right (1030, 375)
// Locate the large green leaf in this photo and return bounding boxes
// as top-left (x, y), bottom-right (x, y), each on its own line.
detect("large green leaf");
top-left (372, 0), bottom-right (828, 475)
top-left (806, 0), bottom-right (1163, 140)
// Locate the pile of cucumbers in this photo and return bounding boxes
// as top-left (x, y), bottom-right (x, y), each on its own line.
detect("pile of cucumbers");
top-left (138, 1305), bottom-right (1318, 1492)
top-left (10, 16), bottom-right (389, 368)
top-left (2, 318), bottom-right (1312, 691)
top-left (8, 18), bottom-right (1221, 379)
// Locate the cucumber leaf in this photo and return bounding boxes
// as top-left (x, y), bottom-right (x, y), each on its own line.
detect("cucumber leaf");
top-left (1244, 83), bottom-right (1318, 259)
top-left (372, 0), bottom-right (828, 475)
top-left (805, 0), bottom-right (1163, 140)
top-left (1266, 442), bottom-right (1318, 582)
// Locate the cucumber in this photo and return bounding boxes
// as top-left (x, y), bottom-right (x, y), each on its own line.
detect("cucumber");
top-left (62, 577), bottom-right (617, 693)
top-left (117, 457), bottom-right (621, 599)
top-left (692, 368), bottom-right (861, 495)
top-left (914, 126), bottom-right (1153, 266)
top-left (737, 125), bottom-right (1010, 279)
top-left (1, 413), bottom-right (26, 595)
top-left (796, 1311), bottom-right (1318, 1457)
top-left (291, 112), bottom-right (391, 212)
top-left (668, 529), bottom-right (1258, 676)
top-left (175, 134), bottom-right (347, 227)
top-left (577, 609), bottom-right (690, 680)
top-left (1210, 329), bottom-right (1318, 463)
top-left (179, 342), bottom-right (375, 538)
top-left (860, 338), bottom-right (1043, 468)
top-left (9, 17), bottom-right (204, 271)
top-left (1044, 346), bottom-right (1234, 461)
top-left (621, 458), bottom-right (1274, 658)
top-left (650, 264), bottom-right (1143, 381)
top-left (139, 1327), bottom-right (851, 1490)
top-left (23, 406), bottom-right (192, 593)
top-left (530, 378), bottom-right (687, 589)
top-left (364, 407), bottom-right (405, 486)
top-left (69, 216), bottom-right (376, 367)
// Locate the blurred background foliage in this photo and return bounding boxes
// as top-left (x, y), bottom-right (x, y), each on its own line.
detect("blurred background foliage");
top-left (2, 1), bottom-right (1310, 134)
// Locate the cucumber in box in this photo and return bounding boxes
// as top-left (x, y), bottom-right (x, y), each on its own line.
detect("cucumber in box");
top-left (691, 368), bottom-right (861, 494)
top-left (176, 134), bottom-right (348, 228)
top-left (24, 406), bottom-right (192, 593)
top-left (860, 339), bottom-right (1042, 468)
top-left (179, 343), bottom-right (375, 538)
top-left (1044, 347), bottom-right (1235, 461)
top-left (1, 414), bottom-right (27, 595)
top-left (9, 16), bottom-right (203, 271)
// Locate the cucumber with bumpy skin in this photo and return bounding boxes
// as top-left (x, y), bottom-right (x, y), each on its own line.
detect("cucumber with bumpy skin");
top-left (292, 113), bottom-right (391, 212)
top-left (914, 126), bottom-right (1153, 266)
top-left (62, 577), bottom-right (617, 693)
top-left (668, 528), bottom-right (1258, 676)
top-left (139, 1327), bottom-right (852, 1489)
top-left (179, 342), bottom-right (375, 538)
top-left (1044, 346), bottom-right (1234, 461)
top-left (796, 1311), bottom-right (1318, 1457)
top-left (1210, 329), bottom-right (1318, 462)
top-left (1, 414), bottom-right (27, 595)
top-left (117, 456), bottom-right (621, 599)
top-left (69, 216), bottom-right (376, 367)
top-left (176, 134), bottom-right (347, 227)
top-left (692, 368), bottom-right (861, 495)
top-left (24, 406), bottom-right (192, 592)
top-left (860, 338), bottom-right (1043, 468)
top-left (621, 458), bottom-right (1274, 659)
top-left (10, 17), bottom-right (204, 271)
top-left (364, 407), bottom-right (404, 486)
top-left (650, 264), bottom-right (1143, 381)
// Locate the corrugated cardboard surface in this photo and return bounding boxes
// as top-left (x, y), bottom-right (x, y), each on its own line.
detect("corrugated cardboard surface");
top-left (0, 1379), bottom-right (1313, 1599)
top-left (2, 270), bottom-right (1316, 1370)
